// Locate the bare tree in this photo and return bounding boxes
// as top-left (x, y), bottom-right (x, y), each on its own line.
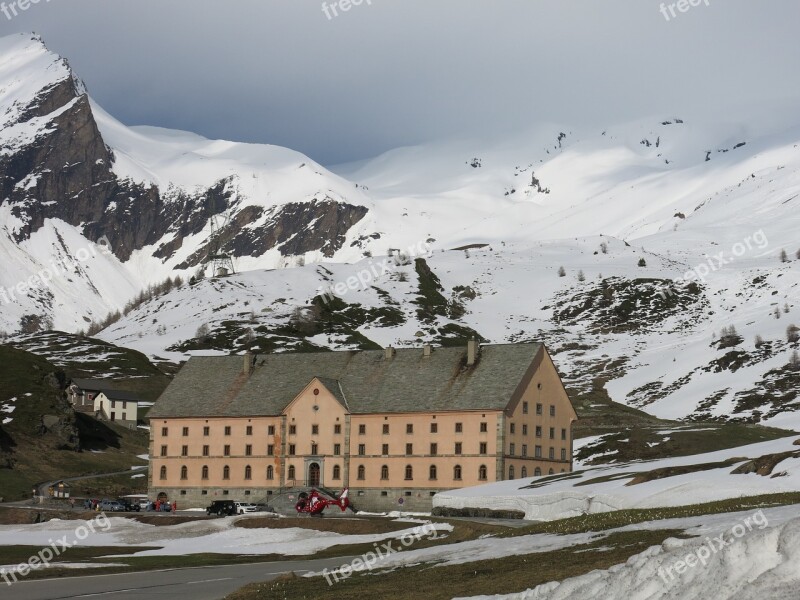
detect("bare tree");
top-left (577, 270), bottom-right (586, 282)
top-left (788, 324), bottom-right (800, 344)
top-left (780, 248), bottom-right (789, 263)
top-left (558, 266), bottom-right (566, 277)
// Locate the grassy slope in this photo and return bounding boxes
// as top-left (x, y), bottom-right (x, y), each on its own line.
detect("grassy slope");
top-left (0, 345), bottom-right (151, 500)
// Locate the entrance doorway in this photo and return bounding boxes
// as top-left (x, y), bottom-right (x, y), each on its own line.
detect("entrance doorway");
top-left (308, 462), bottom-right (321, 487)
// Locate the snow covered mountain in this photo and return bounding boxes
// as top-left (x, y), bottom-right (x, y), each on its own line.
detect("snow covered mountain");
top-left (1, 32), bottom-right (799, 428)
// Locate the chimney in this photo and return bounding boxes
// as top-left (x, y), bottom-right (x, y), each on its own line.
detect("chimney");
top-left (423, 344), bottom-right (432, 358)
top-left (467, 339), bottom-right (479, 366)
top-left (244, 352), bottom-right (254, 376)
top-left (384, 346), bottom-right (396, 360)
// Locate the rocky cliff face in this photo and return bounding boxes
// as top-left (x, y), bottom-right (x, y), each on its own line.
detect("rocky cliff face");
top-left (1, 36), bottom-right (368, 268)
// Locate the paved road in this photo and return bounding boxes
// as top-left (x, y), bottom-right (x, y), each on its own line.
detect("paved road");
top-left (3, 556), bottom-right (353, 600)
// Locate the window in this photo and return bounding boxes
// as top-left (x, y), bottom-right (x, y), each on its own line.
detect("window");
top-left (430, 422), bottom-right (438, 433)
top-left (535, 426), bottom-right (542, 438)
top-left (224, 445), bottom-right (231, 457)
top-left (311, 443), bottom-right (318, 455)
top-left (521, 466), bottom-right (528, 478)
top-left (510, 423), bottom-right (516, 434)
top-left (180, 466), bottom-right (188, 480)
top-left (311, 424), bottom-right (319, 435)
top-left (429, 465), bottom-right (437, 480)
top-left (382, 444), bottom-right (389, 455)
top-left (479, 465), bottom-right (488, 480)
top-left (561, 428), bottom-right (567, 441)
top-left (245, 465), bottom-right (252, 480)
top-left (161, 427), bottom-right (168, 436)
top-left (380, 423), bottom-right (389, 435)
top-left (509, 443), bottom-right (515, 456)
top-left (357, 465), bottom-right (366, 480)
top-left (289, 425), bottom-right (297, 435)
top-left (245, 444), bottom-right (252, 456)
top-left (522, 424), bottom-right (528, 436)
top-left (334, 424), bottom-right (342, 434)
top-left (333, 443), bottom-right (341, 456)
top-left (522, 444), bottom-right (528, 457)
top-left (550, 405), bottom-right (556, 417)
top-left (407, 424), bottom-right (414, 434)
top-left (267, 444), bottom-right (274, 456)
top-left (202, 465), bottom-right (209, 480)
top-left (523, 401), bottom-right (529, 414)
top-left (536, 403), bottom-right (543, 415)
top-left (333, 465), bottom-right (341, 480)
top-left (202, 445), bottom-right (209, 457)
top-left (480, 442), bottom-right (487, 454)
top-left (535, 445), bottom-right (542, 458)
top-left (405, 465), bottom-right (413, 480)
top-left (203, 426), bottom-right (210, 436)
top-left (182, 427), bottom-right (189, 436)
top-left (455, 442), bottom-right (462, 455)
top-left (381, 465), bottom-right (389, 480)
top-left (268, 425), bottom-right (275, 436)
top-left (508, 465), bottom-right (515, 480)
top-left (535, 467), bottom-right (542, 477)
top-left (480, 422), bottom-right (488, 433)
top-left (266, 465), bottom-right (274, 480)
top-left (358, 444), bottom-right (366, 456)
top-left (453, 465), bottom-right (462, 480)
top-left (550, 468), bottom-right (555, 475)
top-left (110, 413), bottom-right (115, 421)
top-left (181, 445), bottom-right (188, 457)
top-left (561, 448), bottom-right (567, 460)
top-left (455, 422), bottom-right (463, 433)
top-left (223, 466), bottom-right (230, 480)
top-left (246, 426), bottom-right (253, 436)
top-left (550, 427), bottom-right (555, 439)
top-left (359, 424), bottom-right (366, 435)
top-left (289, 444), bottom-right (296, 456)
top-left (160, 466), bottom-right (167, 480)
top-left (549, 447), bottom-right (555, 460)
top-left (225, 426), bottom-right (231, 436)
top-left (406, 443), bottom-right (413, 456)
top-left (430, 443), bottom-right (438, 456)
top-left (288, 465), bottom-right (296, 480)
top-left (160, 445), bottom-right (167, 457)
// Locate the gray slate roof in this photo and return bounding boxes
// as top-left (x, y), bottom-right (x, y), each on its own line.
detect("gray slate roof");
top-left (148, 343), bottom-right (543, 418)
top-left (69, 379), bottom-right (142, 403)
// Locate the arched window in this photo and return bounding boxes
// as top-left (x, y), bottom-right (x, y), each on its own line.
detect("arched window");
top-left (201, 465), bottom-right (209, 480)
top-left (533, 467), bottom-right (541, 476)
top-left (288, 465), bottom-right (296, 480)
top-left (180, 466), bottom-right (188, 480)
top-left (244, 465), bottom-right (252, 480)
top-left (508, 465), bottom-right (515, 480)
top-left (333, 465), bottom-right (341, 480)
top-left (429, 465), bottom-right (437, 480)
top-left (453, 465), bottom-right (462, 480)
top-left (357, 465), bottom-right (366, 480)
top-left (381, 465), bottom-right (389, 480)
top-left (266, 465), bottom-right (274, 480)
top-left (479, 465), bottom-right (487, 480)
top-left (405, 465), bottom-right (413, 480)
top-left (223, 465), bottom-right (230, 480)
top-left (521, 466), bottom-right (528, 479)
top-left (160, 466), bottom-right (167, 480)
top-left (548, 468), bottom-right (554, 475)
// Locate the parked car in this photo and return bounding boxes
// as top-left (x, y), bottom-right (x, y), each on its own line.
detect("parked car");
top-left (117, 498), bottom-right (141, 512)
top-left (99, 499), bottom-right (125, 512)
top-left (206, 500), bottom-right (236, 516)
top-left (234, 502), bottom-right (257, 515)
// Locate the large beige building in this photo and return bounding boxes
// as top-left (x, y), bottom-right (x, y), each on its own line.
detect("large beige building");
top-left (147, 342), bottom-right (577, 511)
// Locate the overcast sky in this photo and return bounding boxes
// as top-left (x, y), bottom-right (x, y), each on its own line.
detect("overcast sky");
top-left (0, 0), bottom-right (798, 165)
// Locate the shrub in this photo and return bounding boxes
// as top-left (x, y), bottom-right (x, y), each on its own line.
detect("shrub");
top-left (638, 258), bottom-right (647, 267)
top-left (558, 266), bottom-right (566, 277)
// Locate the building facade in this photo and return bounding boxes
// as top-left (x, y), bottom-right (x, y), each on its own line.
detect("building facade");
top-left (147, 342), bottom-right (577, 511)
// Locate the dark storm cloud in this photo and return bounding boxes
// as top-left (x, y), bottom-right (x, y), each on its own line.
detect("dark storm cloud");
top-left (0, 0), bottom-right (798, 164)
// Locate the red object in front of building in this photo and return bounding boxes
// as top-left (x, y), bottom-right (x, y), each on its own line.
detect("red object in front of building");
top-left (295, 488), bottom-right (349, 515)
